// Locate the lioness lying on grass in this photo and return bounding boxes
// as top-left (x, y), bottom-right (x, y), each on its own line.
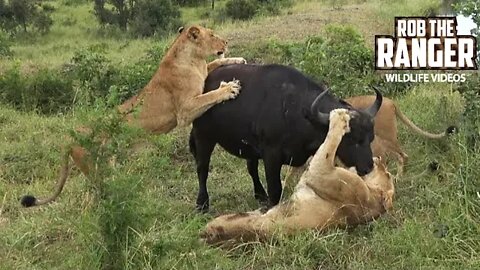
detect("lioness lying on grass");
top-left (201, 109), bottom-right (395, 246)
top-left (21, 25), bottom-right (246, 207)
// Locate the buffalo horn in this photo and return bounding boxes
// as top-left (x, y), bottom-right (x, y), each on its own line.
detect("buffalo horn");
top-left (365, 87), bottom-right (383, 117)
top-left (310, 90), bottom-right (330, 124)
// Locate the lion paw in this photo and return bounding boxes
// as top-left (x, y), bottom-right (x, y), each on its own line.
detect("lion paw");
top-left (329, 109), bottom-right (351, 133)
top-left (221, 79), bottom-right (242, 100)
top-left (224, 57), bottom-right (247, 65)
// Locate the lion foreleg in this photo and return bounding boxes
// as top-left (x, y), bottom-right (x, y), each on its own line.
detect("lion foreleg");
top-left (305, 109), bottom-right (350, 177)
top-left (176, 80), bottom-right (241, 127)
top-left (207, 57), bottom-right (247, 73)
top-left (300, 110), bottom-right (370, 205)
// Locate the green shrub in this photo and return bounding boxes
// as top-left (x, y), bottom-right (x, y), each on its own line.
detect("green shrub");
top-left (225, 0), bottom-right (258, 20)
top-left (174, 0), bottom-right (208, 6)
top-left (267, 25), bottom-right (377, 97)
top-left (456, 74), bottom-right (480, 149)
top-left (69, 109), bottom-right (150, 269)
top-left (0, 64), bottom-right (74, 114)
top-left (67, 46), bottom-right (118, 105)
top-left (94, 0), bottom-right (182, 37)
top-left (257, 0), bottom-right (292, 16)
top-left (129, 0), bottom-right (181, 37)
top-left (0, 0), bottom-right (53, 35)
top-left (224, 0), bottom-right (291, 20)
top-left (62, 0), bottom-right (88, 6)
top-left (0, 31), bottom-right (12, 57)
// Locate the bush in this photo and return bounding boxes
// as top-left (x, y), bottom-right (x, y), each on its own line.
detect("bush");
top-left (94, 0), bottom-right (182, 37)
top-left (267, 25), bottom-right (377, 97)
top-left (69, 109), bottom-right (150, 269)
top-left (62, 0), bottom-right (88, 6)
top-left (224, 0), bottom-right (292, 20)
top-left (456, 74), bottom-right (480, 149)
top-left (67, 46), bottom-right (118, 105)
top-left (225, 0), bottom-right (258, 20)
top-left (130, 0), bottom-right (181, 37)
top-left (257, 0), bottom-right (292, 16)
top-left (0, 31), bottom-right (12, 57)
top-left (0, 65), bottom-right (75, 114)
top-left (174, 0), bottom-right (208, 6)
top-left (0, 0), bottom-right (53, 35)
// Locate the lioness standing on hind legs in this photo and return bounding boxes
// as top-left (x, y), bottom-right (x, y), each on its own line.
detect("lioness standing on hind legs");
top-left (21, 25), bottom-right (246, 207)
top-left (200, 109), bottom-right (395, 246)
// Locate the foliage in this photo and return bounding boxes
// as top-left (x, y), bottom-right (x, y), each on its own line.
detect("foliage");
top-left (62, 0), bottom-right (89, 6)
top-left (0, 64), bottom-right (74, 114)
top-left (67, 46), bottom-right (118, 106)
top-left (453, 0), bottom-right (480, 149)
top-left (225, 0), bottom-right (258, 20)
top-left (456, 74), bottom-right (480, 149)
top-left (266, 25), bottom-right (377, 97)
top-left (69, 108), bottom-right (150, 269)
top-left (93, 0), bottom-right (181, 37)
top-left (174, 0), bottom-right (209, 6)
top-left (223, 0), bottom-right (292, 21)
top-left (0, 31), bottom-right (12, 57)
top-left (0, 0), bottom-right (53, 35)
top-left (129, 0), bottom-right (181, 37)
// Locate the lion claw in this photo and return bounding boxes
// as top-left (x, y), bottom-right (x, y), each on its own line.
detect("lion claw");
top-left (221, 79), bottom-right (242, 100)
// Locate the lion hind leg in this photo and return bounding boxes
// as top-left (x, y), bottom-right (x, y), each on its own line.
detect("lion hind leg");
top-left (200, 212), bottom-right (272, 245)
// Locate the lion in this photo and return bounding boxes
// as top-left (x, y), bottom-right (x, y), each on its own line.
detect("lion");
top-left (200, 109), bottom-right (395, 246)
top-left (21, 25), bottom-right (246, 207)
top-left (345, 95), bottom-right (455, 176)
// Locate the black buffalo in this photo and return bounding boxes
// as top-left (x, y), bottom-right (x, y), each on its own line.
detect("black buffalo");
top-left (189, 64), bottom-right (382, 211)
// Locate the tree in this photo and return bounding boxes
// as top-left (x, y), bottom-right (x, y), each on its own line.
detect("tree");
top-left (93, 0), bottom-right (181, 36)
top-left (130, 0), bottom-right (181, 37)
top-left (0, 0), bottom-right (53, 35)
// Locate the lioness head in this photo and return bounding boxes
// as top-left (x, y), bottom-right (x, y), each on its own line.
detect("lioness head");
top-left (179, 25), bottom-right (228, 58)
top-left (364, 157), bottom-right (395, 210)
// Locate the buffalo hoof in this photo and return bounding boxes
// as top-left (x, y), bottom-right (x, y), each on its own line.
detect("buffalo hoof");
top-left (196, 203), bottom-right (209, 213)
top-left (254, 193), bottom-right (269, 204)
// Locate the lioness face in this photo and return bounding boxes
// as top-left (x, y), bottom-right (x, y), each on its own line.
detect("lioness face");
top-left (364, 157), bottom-right (394, 206)
top-left (185, 26), bottom-right (228, 57)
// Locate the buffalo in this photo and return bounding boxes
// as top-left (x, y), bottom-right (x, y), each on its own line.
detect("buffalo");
top-left (189, 64), bottom-right (382, 211)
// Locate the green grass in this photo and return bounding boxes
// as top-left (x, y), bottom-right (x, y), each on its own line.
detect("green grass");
top-left (2, 0), bottom-right (480, 269)
top-left (1, 84), bottom-right (479, 269)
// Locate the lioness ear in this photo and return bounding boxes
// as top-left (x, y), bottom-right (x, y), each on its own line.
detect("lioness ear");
top-left (188, 26), bottom-right (200, 40)
top-left (178, 26), bottom-right (184, 33)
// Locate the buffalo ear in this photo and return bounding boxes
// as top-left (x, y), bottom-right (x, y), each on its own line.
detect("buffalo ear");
top-left (178, 26), bottom-right (184, 33)
top-left (365, 87), bottom-right (383, 117)
top-left (188, 26), bottom-right (200, 40)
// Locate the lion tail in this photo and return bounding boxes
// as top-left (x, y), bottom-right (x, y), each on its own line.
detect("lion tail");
top-left (394, 103), bottom-right (456, 139)
top-left (20, 149), bottom-right (72, 207)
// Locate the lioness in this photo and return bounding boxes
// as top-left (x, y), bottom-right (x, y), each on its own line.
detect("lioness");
top-left (346, 95), bottom-right (455, 176)
top-left (200, 109), bottom-right (395, 246)
top-left (21, 25), bottom-right (246, 207)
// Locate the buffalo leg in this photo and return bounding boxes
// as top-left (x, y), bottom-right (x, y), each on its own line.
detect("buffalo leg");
top-left (263, 150), bottom-right (283, 207)
top-left (192, 135), bottom-right (216, 212)
top-left (246, 159), bottom-right (268, 203)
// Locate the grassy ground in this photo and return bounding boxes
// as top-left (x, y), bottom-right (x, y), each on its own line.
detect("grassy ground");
top-left (1, 0), bottom-right (479, 269)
